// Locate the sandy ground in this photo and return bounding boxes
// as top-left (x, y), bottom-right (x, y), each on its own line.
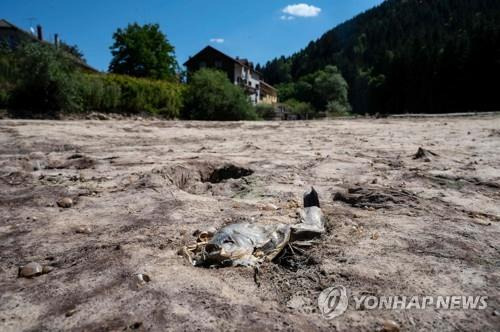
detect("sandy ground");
top-left (0, 116), bottom-right (499, 331)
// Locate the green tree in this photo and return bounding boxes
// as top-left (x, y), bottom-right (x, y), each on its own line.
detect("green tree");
top-left (182, 68), bottom-right (256, 121)
top-left (313, 65), bottom-right (350, 111)
top-left (109, 23), bottom-right (178, 80)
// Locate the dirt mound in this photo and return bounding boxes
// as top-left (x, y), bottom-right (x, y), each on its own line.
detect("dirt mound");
top-left (413, 147), bottom-right (438, 161)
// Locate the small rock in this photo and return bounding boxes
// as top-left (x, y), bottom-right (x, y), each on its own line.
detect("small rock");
top-left (135, 273), bottom-right (151, 284)
top-left (74, 226), bottom-right (92, 234)
top-left (286, 295), bottom-right (306, 309)
top-left (65, 308), bottom-right (77, 317)
top-left (371, 232), bottom-right (380, 240)
top-left (261, 203), bottom-right (279, 211)
top-left (57, 197), bottom-right (73, 208)
top-left (493, 310), bottom-right (499, 316)
top-left (19, 262), bottom-right (43, 278)
top-left (381, 320), bottom-right (400, 332)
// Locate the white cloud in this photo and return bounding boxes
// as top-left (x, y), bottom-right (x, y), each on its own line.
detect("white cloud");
top-left (280, 15), bottom-right (296, 20)
top-left (282, 3), bottom-right (321, 17)
top-left (209, 38), bottom-right (224, 44)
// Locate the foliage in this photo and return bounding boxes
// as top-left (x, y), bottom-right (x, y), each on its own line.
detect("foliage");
top-left (60, 42), bottom-right (86, 63)
top-left (261, 0), bottom-right (500, 114)
top-left (109, 23), bottom-right (178, 80)
top-left (326, 101), bottom-right (351, 117)
top-left (8, 42), bottom-right (82, 116)
top-left (182, 68), bottom-right (257, 121)
top-left (254, 104), bottom-right (276, 120)
top-left (0, 46), bottom-right (15, 108)
top-left (276, 65), bottom-right (351, 117)
top-left (78, 74), bottom-right (184, 117)
top-left (0, 42), bottom-right (183, 118)
top-left (284, 99), bottom-right (314, 119)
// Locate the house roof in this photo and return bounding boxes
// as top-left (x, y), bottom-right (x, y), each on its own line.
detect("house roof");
top-left (184, 45), bottom-right (263, 75)
top-left (0, 18), bottom-right (98, 73)
top-left (0, 19), bottom-right (16, 29)
top-left (260, 80), bottom-right (277, 91)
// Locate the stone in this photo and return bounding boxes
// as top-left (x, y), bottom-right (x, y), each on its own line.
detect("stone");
top-left (135, 273), bottom-right (151, 284)
top-left (65, 308), bottom-right (77, 317)
top-left (19, 262), bottom-right (43, 278)
top-left (262, 203), bottom-right (279, 211)
top-left (74, 226), bottom-right (92, 234)
top-left (381, 320), bottom-right (400, 332)
top-left (57, 197), bottom-right (73, 208)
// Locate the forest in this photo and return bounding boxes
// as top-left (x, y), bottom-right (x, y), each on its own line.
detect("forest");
top-left (260, 0), bottom-right (500, 114)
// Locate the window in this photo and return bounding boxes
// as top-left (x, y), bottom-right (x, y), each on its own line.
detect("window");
top-left (199, 61), bottom-right (206, 69)
top-left (215, 60), bottom-right (222, 68)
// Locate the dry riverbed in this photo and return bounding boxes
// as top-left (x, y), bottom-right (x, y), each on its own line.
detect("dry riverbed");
top-left (0, 116), bottom-right (499, 331)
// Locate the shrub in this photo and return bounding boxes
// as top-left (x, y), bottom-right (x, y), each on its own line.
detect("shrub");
top-left (9, 43), bottom-right (81, 116)
top-left (284, 99), bottom-right (315, 119)
top-left (78, 73), bottom-right (184, 118)
top-left (326, 100), bottom-right (351, 117)
top-left (254, 104), bottom-right (276, 120)
top-left (2, 42), bottom-right (183, 118)
top-left (182, 68), bottom-right (257, 121)
top-left (0, 46), bottom-right (16, 107)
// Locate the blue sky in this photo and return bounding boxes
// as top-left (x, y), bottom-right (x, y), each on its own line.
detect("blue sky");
top-left (0, 0), bottom-right (384, 71)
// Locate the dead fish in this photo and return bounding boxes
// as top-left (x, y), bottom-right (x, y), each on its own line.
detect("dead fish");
top-left (184, 187), bottom-right (325, 268)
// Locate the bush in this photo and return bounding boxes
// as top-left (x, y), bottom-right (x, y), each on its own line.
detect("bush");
top-left (0, 46), bottom-right (16, 107)
top-left (3, 42), bottom-right (183, 118)
top-left (326, 100), bottom-right (351, 117)
top-left (78, 74), bottom-right (183, 117)
top-left (9, 43), bottom-right (81, 116)
top-left (284, 99), bottom-right (315, 119)
top-left (182, 68), bottom-right (257, 121)
top-left (254, 104), bottom-right (276, 120)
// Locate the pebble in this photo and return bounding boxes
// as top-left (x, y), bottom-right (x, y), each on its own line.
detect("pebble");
top-left (135, 273), bottom-right (151, 284)
top-left (381, 320), bottom-right (400, 332)
top-left (19, 262), bottom-right (43, 278)
top-left (262, 203), bottom-right (279, 211)
top-left (371, 232), bottom-right (380, 240)
top-left (65, 308), bottom-right (77, 317)
top-left (74, 226), bottom-right (92, 234)
top-left (57, 197), bottom-right (73, 208)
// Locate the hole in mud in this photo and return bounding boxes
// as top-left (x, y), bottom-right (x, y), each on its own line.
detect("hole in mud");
top-left (273, 245), bottom-right (319, 272)
top-left (202, 164), bottom-right (254, 183)
top-left (122, 161), bottom-right (254, 197)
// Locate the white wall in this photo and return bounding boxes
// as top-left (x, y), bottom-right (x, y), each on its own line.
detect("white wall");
top-left (233, 63), bottom-right (260, 105)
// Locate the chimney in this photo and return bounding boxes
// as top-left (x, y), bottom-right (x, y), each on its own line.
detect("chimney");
top-left (36, 25), bottom-right (43, 41)
top-left (54, 33), bottom-right (59, 48)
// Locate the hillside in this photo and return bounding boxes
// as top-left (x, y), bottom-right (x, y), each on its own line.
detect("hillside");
top-left (261, 0), bottom-right (500, 114)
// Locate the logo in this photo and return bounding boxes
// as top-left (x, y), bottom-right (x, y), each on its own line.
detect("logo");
top-left (318, 285), bottom-right (349, 319)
